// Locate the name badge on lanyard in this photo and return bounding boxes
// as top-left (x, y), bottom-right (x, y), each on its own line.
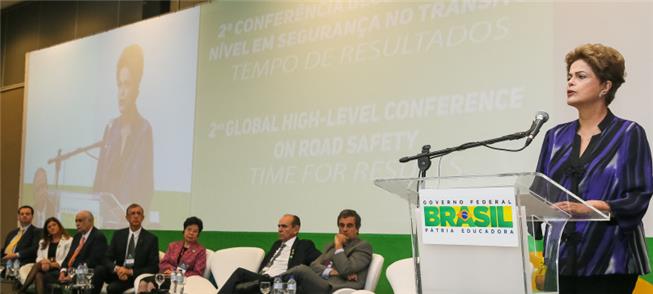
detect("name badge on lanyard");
top-left (124, 255), bottom-right (135, 268)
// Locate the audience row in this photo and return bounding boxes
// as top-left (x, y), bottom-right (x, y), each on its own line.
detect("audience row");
top-left (1, 204), bottom-right (373, 294)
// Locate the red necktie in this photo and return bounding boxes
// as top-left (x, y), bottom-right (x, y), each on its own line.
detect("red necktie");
top-left (67, 236), bottom-right (86, 268)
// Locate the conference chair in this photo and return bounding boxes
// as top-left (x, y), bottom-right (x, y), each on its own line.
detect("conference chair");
top-left (209, 247), bottom-right (265, 291)
top-left (131, 250), bottom-right (166, 290)
top-left (184, 275), bottom-right (218, 293)
top-left (133, 274), bottom-right (217, 294)
top-left (133, 272), bottom-right (153, 293)
top-left (18, 263), bottom-right (33, 285)
top-left (332, 253), bottom-right (384, 294)
top-left (385, 257), bottom-right (416, 294)
top-left (133, 249), bottom-right (215, 290)
top-left (203, 248), bottom-right (213, 279)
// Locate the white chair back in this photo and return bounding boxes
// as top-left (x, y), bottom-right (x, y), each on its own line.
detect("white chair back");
top-left (363, 253), bottom-right (384, 291)
top-left (209, 247), bottom-right (264, 290)
top-left (133, 273), bottom-right (154, 292)
top-left (184, 275), bottom-right (217, 293)
top-left (331, 253), bottom-right (385, 294)
top-left (18, 263), bottom-right (34, 285)
top-left (203, 248), bottom-right (213, 278)
top-left (386, 258), bottom-right (416, 294)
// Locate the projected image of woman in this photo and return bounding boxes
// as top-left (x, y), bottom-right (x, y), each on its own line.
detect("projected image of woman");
top-left (93, 44), bottom-right (154, 224)
top-left (536, 44), bottom-right (653, 294)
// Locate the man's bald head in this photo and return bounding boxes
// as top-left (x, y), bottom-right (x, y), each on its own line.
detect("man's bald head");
top-left (75, 210), bottom-right (94, 233)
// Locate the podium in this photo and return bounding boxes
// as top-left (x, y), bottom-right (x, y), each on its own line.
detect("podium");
top-left (375, 172), bottom-right (610, 294)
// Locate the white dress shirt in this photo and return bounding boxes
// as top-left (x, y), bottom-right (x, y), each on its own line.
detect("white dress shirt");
top-left (124, 227), bottom-right (142, 259)
top-left (261, 237), bottom-right (296, 277)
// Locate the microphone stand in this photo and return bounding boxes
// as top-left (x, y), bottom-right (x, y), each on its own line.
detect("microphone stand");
top-left (400, 130), bottom-right (529, 171)
top-left (47, 141), bottom-right (103, 187)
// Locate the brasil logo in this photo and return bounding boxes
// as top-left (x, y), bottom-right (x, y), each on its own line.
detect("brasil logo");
top-left (424, 205), bottom-right (513, 228)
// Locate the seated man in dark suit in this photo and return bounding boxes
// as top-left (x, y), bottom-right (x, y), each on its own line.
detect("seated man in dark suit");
top-left (56, 210), bottom-right (108, 294)
top-left (2, 205), bottom-right (41, 274)
top-left (284, 209), bottom-right (372, 293)
top-left (98, 203), bottom-right (159, 294)
top-left (218, 214), bottom-right (321, 293)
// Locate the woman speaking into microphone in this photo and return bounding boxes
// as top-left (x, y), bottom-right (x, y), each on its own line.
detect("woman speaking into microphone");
top-left (536, 43), bottom-right (653, 294)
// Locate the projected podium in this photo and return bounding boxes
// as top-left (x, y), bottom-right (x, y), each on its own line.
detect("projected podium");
top-left (375, 172), bottom-right (609, 294)
top-left (48, 190), bottom-right (126, 228)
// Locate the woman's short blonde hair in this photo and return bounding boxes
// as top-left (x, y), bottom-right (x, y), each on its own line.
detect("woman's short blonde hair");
top-left (565, 43), bottom-right (625, 105)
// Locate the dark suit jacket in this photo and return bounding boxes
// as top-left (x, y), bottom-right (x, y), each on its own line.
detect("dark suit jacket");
top-left (258, 237), bottom-right (321, 272)
top-left (105, 228), bottom-right (159, 278)
top-left (61, 227), bottom-right (108, 269)
top-left (1, 225), bottom-right (42, 264)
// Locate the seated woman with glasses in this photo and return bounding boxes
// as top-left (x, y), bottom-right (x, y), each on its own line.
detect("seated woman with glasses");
top-left (138, 216), bottom-right (207, 293)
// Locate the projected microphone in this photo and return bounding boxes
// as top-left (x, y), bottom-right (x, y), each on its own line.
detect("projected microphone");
top-left (525, 111), bottom-right (549, 146)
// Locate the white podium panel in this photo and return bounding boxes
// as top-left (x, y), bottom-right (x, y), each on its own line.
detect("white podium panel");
top-left (375, 172), bottom-right (609, 294)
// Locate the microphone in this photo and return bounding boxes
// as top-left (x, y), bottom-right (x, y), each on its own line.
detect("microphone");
top-left (525, 111), bottom-right (549, 146)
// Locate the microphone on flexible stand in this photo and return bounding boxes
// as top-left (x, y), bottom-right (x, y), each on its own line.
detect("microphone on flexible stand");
top-left (399, 110), bottom-right (550, 169)
top-left (524, 111), bottom-right (549, 146)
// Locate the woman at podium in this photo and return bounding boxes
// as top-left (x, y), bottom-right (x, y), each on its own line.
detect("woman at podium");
top-left (536, 44), bottom-right (653, 294)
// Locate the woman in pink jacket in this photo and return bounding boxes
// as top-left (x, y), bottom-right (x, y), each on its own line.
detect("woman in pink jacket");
top-left (138, 217), bottom-right (206, 293)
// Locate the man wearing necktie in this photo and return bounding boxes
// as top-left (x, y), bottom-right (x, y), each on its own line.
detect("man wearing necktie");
top-left (2, 206), bottom-right (41, 275)
top-left (57, 211), bottom-right (108, 293)
top-left (98, 203), bottom-right (159, 293)
top-left (218, 214), bottom-right (321, 294)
